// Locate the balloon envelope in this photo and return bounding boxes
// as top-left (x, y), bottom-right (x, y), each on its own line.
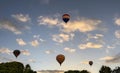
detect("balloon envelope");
top-left (89, 61), bottom-right (93, 66)
top-left (56, 54), bottom-right (65, 66)
top-left (62, 14), bottom-right (70, 23)
top-left (13, 50), bottom-right (20, 58)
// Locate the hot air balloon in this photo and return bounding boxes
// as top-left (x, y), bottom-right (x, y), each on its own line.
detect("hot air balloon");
top-left (62, 14), bottom-right (70, 23)
top-left (13, 50), bottom-right (20, 58)
top-left (89, 61), bottom-right (93, 66)
top-left (56, 54), bottom-right (65, 66)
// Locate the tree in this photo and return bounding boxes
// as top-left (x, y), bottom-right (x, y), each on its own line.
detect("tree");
top-left (0, 61), bottom-right (24, 73)
top-left (64, 70), bottom-right (90, 73)
top-left (0, 61), bottom-right (36, 73)
top-left (112, 66), bottom-right (120, 73)
top-left (65, 70), bottom-right (81, 73)
top-left (80, 70), bottom-right (90, 73)
top-left (99, 65), bottom-right (112, 73)
top-left (24, 64), bottom-right (35, 73)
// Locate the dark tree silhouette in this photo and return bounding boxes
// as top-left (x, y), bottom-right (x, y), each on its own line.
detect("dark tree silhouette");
top-left (0, 61), bottom-right (24, 73)
top-left (99, 65), bottom-right (112, 73)
top-left (80, 70), bottom-right (90, 73)
top-left (65, 70), bottom-right (81, 73)
top-left (24, 64), bottom-right (35, 73)
top-left (112, 67), bottom-right (120, 73)
top-left (64, 70), bottom-right (90, 73)
top-left (0, 61), bottom-right (36, 73)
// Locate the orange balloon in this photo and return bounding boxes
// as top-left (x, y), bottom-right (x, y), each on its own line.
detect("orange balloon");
top-left (56, 54), bottom-right (65, 66)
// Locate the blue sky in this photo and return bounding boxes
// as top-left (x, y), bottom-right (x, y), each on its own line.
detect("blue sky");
top-left (0, 0), bottom-right (120, 73)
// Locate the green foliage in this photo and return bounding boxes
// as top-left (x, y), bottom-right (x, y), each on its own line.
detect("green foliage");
top-left (0, 61), bottom-right (119, 73)
top-left (80, 70), bottom-right (90, 73)
top-left (99, 65), bottom-right (112, 73)
top-left (0, 61), bottom-right (36, 73)
top-left (112, 67), bottom-right (120, 73)
top-left (65, 70), bottom-right (81, 73)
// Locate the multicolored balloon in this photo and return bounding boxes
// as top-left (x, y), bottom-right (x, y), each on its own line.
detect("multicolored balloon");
top-left (56, 54), bottom-right (65, 66)
top-left (13, 50), bottom-right (21, 58)
top-left (62, 14), bottom-right (70, 23)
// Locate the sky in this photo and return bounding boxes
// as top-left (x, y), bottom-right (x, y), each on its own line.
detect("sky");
top-left (0, 0), bottom-right (120, 73)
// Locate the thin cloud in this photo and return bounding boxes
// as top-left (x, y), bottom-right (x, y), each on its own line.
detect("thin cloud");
top-left (12, 14), bottom-right (31, 22)
top-left (87, 34), bottom-right (104, 40)
top-left (107, 45), bottom-right (115, 49)
top-left (0, 48), bottom-right (11, 55)
top-left (38, 16), bottom-right (59, 26)
top-left (21, 50), bottom-right (30, 56)
top-left (115, 17), bottom-right (120, 26)
top-left (28, 59), bottom-right (36, 63)
top-left (64, 47), bottom-right (76, 53)
top-left (106, 53), bottom-right (120, 63)
top-left (0, 55), bottom-right (13, 61)
top-left (80, 61), bottom-right (89, 65)
top-left (52, 33), bottom-right (74, 43)
top-left (99, 56), bottom-right (114, 61)
top-left (33, 34), bottom-right (45, 42)
top-left (78, 42), bottom-right (103, 50)
top-left (0, 20), bottom-right (22, 34)
top-left (45, 50), bottom-right (55, 54)
top-left (115, 30), bottom-right (120, 39)
top-left (30, 40), bottom-right (39, 47)
top-left (16, 38), bottom-right (27, 46)
top-left (61, 19), bottom-right (101, 33)
top-left (86, 33), bottom-right (105, 44)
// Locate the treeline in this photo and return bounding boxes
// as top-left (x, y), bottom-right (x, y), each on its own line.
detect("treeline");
top-left (0, 61), bottom-right (36, 73)
top-left (0, 61), bottom-right (120, 73)
top-left (65, 65), bottom-right (120, 73)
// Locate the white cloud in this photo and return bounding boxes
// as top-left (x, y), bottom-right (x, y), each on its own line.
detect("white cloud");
top-left (21, 50), bottom-right (30, 56)
top-left (30, 40), bottom-right (39, 47)
top-left (78, 42), bottom-right (103, 50)
top-left (61, 19), bottom-right (101, 33)
top-left (45, 50), bottom-right (51, 54)
top-left (115, 18), bottom-right (120, 26)
top-left (33, 35), bottom-right (40, 39)
top-left (0, 20), bottom-right (22, 34)
top-left (28, 59), bottom-right (36, 63)
top-left (87, 34), bottom-right (104, 40)
top-left (45, 50), bottom-right (55, 54)
top-left (99, 56), bottom-right (114, 61)
top-left (86, 33), bottom-right (105, 44)
top-left (64, 47), bottom-right (76, 53)
top-left (16, 38), bottom-right (27, 46)
top-left (107, 45), bottom-right (115, 49)
top-left (115, 30), bottom-right (120, 38)
top-left (0, 48), bottom-right (11, 54)
top-left (52, 33), bottom-right (74, 43)
top-left (12, 14), bottom-right (30, 22)
top-left (38, 16), bottom-right (59, 26)
top-left (33, 35), bottom-right (45, 42)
